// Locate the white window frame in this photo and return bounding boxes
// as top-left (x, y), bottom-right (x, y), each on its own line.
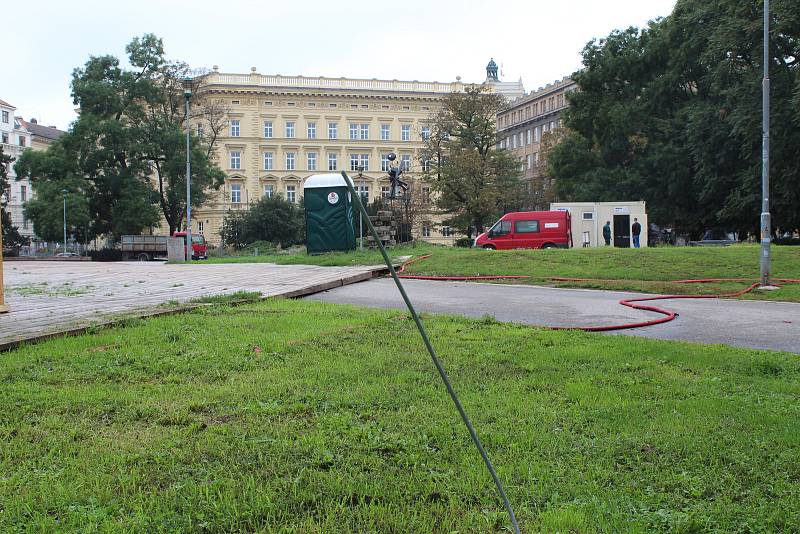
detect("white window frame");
top-left (307, 152), bottom-right (317, 171)
top-left (400, 154), bottom-right (411, 171)
top-left (380, 123), bottom-right (390, 140)
top-left (401, 124), bottom-right (411, 141)
top-left (263, 152), bottom-right (273, 170)
top-left (286, 152), bottom-right (295, 170)
top-left (264, 184), bottom-right (274, 198)
top-left (307, 122), bottom-right (316, 139)
top-left (360, 123), bottom-right (369, 140)
top-left (231, 184), bottom-right (242, 203)
top-left (286, 185), bottom-right (296, 203)
top-left (421, 126), bottom-right (430, 140)
top-left (349, 123), bottom-right (359, 140)
top-left (264, 121), bottom-right (273, 138)
top-left (230, 151), bottom-right (241, 169)
top-left (328, 122), bottom-right (338, 139)
top-left (328, 153), bottom-right (338, 171)
top-left (230, 120), bottom-right (240, 137)
top-left (285, 121), bottom-right (295, 138)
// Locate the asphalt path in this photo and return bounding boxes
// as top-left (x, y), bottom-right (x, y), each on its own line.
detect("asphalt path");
top-left (307, 278), bottom-right (800, 354)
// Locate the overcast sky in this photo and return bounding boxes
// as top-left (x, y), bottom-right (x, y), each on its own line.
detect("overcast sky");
top-left (5, 0), bottom-right (676, 130)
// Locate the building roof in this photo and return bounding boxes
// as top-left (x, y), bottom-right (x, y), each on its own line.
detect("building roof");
top-left (0, 98), bottom-right (15, 109)
top-left (16, 118), bottom-right (65, 141)
top-left (304, 173), bottom-right (354, 189)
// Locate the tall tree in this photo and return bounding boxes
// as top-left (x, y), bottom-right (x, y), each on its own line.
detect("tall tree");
top-left (550, 0), bottom-right (800, 237)
top-left (1, 147), bottom-right (28, 248)
top-left (15, 34), bottom-right (226, 239)
top-left (420, 86), bottom-right (524, 237)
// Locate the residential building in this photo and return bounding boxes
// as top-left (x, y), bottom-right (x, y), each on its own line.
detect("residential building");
top-left (1, 99), bottom-right (33, 238)
top-left (186, 65), bottom-right (507, 246)
top-left (496, 77), bottom-right (576, 209)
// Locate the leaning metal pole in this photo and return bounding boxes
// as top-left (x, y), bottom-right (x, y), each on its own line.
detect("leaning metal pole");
top-left (185, 87), bottom-right (193, 262)
top-left (341, 171), bottom-right (520, 533)
top-left (760, 0), bottom-right (771, 287)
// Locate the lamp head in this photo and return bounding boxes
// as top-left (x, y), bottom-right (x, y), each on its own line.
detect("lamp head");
top-left (387, 152), bottom-right (396, 161)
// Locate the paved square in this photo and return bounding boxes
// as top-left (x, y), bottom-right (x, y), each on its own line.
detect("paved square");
top-left (2, 261), bottom-right (380, 348)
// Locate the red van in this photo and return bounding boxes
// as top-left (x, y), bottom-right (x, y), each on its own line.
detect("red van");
top-left (474, 211), bottom-right (572, 250)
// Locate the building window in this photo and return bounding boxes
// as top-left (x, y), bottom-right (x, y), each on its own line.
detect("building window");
top-left (286, 185), bottom-right (296, 203)
top-left (381, 186), bottom-right (390, 199)
top-left (1, 111), bottom-right (8, 123)
top-left (441, 226), bottom-right (452, 237)
top-left (527, 129), bottom-right (532, 145)
top-left (421, 126), bottom-right (430, 140)
top-left (197, 124), bottom-right (204, 138)
top-left (357, 185), bottom-right (369, 202)
top-left (231, 100), bottom-right (240, 105)
top-left (534, 127), bottom-right (540, 143)
top-left (381, 153), bottom-right (391, 172)
top-left (20, 185), bottom-right (27, 202)
top-left (526, 154), bottom-right (531, 169)
top-left (288, 102), bottom-right (296, 107)
top-left (231, 184), bottom-right (241, 203)
top-left (582, 211), bottom-right (594, 221)
top-left (22, 215), bottom-right (28, 230)
top-left (519, 132), bottom-right (524, 147)
top-left (328, 153), bottom-right (338, 171)
top-left (264, 101), bottom-right (273, 106)
top-left (230, 151), bottom-right (241, 169)
top-left (329, 103), bottom-right (337, 108)
top-left (534, 152), bottom-right (539, 167)
top-left (512, 135), bottom-right (517, 149)
top-left (401, 124), bottom-right (411, 141)
top-left (264, 121), bottom-right (273, 138)
top-left (360, 123), bottom-right (369, 140)
top-left (401, 155), bottom-right (411, 171)
top-left (1, 133), bottom-right (8, 144)
top-left (264, 184), bottom-right (274, 198)
top-left (285, 121), bottom-right (295, 138)
top-left (328, 122), bottom-right (338, 139)
top-left (422, 225), bottom-right (431, 238)
top-left (307, 122), bottom-right (316, 139)
top-left (350, 154), bottom-right (369, 171)
top-left (307, 152), bottom-right (317, 171)
top-left (19, 136), bottom-right (26, 147)
top-left (263, 152), bottom-right (273, 170)
top-left (381, 123), bottom-right (390, 140)
top-left (286, 152), bottom-right (295, 170)
top-left (197, 221), bottom-right (204, 234)
top-left (230, 120), bottom-right (240, 137)
top-left (422, 186), bottom-right (431, 203)
top-left (349, 123), bottom-right (359, 140)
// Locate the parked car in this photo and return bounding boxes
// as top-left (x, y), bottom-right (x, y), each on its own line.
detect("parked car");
top-left (55, 252), bottom-right (80, 257)
top-left (474, 211), bottom-right (572, 250)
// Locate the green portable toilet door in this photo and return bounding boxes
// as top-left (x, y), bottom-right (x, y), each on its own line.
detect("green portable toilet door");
top-left (305, 186), bottom-right (355, 253)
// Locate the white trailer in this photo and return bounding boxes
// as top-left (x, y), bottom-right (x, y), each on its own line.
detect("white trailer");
top-left (550, 201), bottom-right (648, 248)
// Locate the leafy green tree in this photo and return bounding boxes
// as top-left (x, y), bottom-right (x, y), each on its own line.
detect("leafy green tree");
top-left (420, 86), bottom-right (524, 237)
top-left (550, 0), bottom-right (800, 237)
top-left (220, 195), bottom-right (304, 249)
top-left (1, 147), bottom-right (28, 248)
top-left (16, 34), bottom-right (225, 239)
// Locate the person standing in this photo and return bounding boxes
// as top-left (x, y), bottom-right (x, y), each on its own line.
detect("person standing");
top-left (632, 217), bottom-right (642, 248)
top-left (602, 221), bottom-right (612, 246)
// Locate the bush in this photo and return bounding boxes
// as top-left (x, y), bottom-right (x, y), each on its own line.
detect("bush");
top-left (774, 237), bottom-right (800, 246)
top-left (454, 237), bottom-right (473, 248)
top-left (88, 248), bottom-right (123, 261)
top-left (220, 195), bottom-right (304, 250)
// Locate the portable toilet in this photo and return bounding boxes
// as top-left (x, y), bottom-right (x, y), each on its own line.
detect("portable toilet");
top-left (304, 173), bottom-right (356, 254)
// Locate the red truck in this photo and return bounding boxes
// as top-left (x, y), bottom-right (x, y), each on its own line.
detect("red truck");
top-left (474, 211), bottom-right (572, 249)
top-left (120, 232), bottom-right (208, 261)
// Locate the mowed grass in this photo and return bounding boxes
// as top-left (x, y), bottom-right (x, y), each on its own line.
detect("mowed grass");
top-left (204, 244), bottom-right (800, 301)
top-left (2, 299), bottom-right (799, 532)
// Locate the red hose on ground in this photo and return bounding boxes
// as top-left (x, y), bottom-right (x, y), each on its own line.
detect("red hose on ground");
top-left (395, 255), bottom-right (799, 332)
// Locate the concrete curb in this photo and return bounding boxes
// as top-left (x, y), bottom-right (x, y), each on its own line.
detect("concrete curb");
top-left (0, 265), bottom-right (388, 352)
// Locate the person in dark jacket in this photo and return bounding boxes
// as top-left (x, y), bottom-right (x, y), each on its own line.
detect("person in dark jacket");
top-left (632, 218), bottom-right (642, 248)
top-left (603, 221), bottom-right (612, 246)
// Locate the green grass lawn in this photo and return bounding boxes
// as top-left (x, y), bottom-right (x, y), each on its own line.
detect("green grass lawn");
top-left (2, 299), bottom-right (799, 532)
top-left (204, 244), bottom-right (800, 301)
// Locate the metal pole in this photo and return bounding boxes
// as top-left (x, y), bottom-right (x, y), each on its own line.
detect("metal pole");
top-left (760, 0), bottom-right (771, 287)
top-left (185, 86), bottom-right (193, 262)
top-left (62, 189), bottom-right (67, 254)
top-left (358, 167), bottom-right (364, 249)
top-left (340, 171), bottom-right (520, 533)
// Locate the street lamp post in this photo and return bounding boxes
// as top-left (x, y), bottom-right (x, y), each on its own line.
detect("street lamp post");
top-left (62, 189), bottom-right (68, 254)
top-left (357, 166), bottom-right (365, 249)
top-left (183, 78), bottom-right (193, 262)
top-left (759, 0), bottom-right (772, 287)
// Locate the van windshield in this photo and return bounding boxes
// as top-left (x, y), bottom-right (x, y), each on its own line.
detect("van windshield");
top-left (191, 236), bottom-right (205, 244)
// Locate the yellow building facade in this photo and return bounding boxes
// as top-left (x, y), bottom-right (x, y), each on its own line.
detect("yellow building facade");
top-left (189, 68), bottom-right (476, 246)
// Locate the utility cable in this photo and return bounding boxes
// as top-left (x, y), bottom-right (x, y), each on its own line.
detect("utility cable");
top-left (340, 171), bottom-right (521, 534)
